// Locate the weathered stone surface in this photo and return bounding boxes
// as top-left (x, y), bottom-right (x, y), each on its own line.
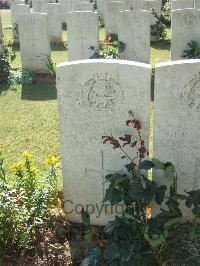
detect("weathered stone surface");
top-left (126, 0), bottom-right (145, 9)
top-left (48, 3), bottom-right (62, 43)
top-left (32, 0), bottom-right (48, 13)
top-left (57, 59), bottom-right (151, 225)
top-left (195, 0), bottom-right (200, 8)
top-left (73, 2), bottom-right (93, 11)
top-left (11, 4), bottom-right (30, 43)
top-left (104, 1), bottom-right (127, 35)
top-left (118, 10), bottom-right (151, 63)
top-left (96, 0), bottom-right (113, 21)
top-left (58, 0), bottom-right (88, 23)
top-left (154, 59), bottom-right (200, 197)
top-left (67, 11), bottom-right (99, 61)
top-left (11, 0), bottom-right (25, 5)
top-left (172, 0), bottom-right (194, 10)
top-left (171, 8), bottom-right (200, 60)
top-left (18, 12), bottom-right (51, 73)
top-left (58, 0), bottom-right (73, 22)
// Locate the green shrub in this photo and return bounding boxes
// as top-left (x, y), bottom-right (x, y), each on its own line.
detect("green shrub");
top-left (182, 40), bottom-right (200, 59)
top-left (0, 147), bottom-right (60, 257)
top-left (151, 9), bottom-right (167, 40)
top-left (81, 111), bottom-right (200, 266)
top-left (161, 0), bottom-right (171, 27)
top-left (169, 223), bottom-right (200, 266)
top-left (0, 42), bottom-right (16, 83)
top-left (8, 69), bottom-right (33, 86)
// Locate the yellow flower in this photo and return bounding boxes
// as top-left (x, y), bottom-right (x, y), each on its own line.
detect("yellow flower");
top-left (44, 155), bottom-right (59, 166)
top-left (23, 151), bottom-right (32, 160)
top-left (10, 161), bottom-right (24, 172)
top-left (145, 206), bottom-right (152, 220)
top-left (0, 144), bottom-right (6, 150)
top-left (29, 166), bottom-right (37, 174)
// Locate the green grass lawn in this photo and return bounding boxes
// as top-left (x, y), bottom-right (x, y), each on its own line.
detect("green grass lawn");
top-left (0, 84), bottom-right (60, 169)
top-left (0, 10), bottom-right (168, 169)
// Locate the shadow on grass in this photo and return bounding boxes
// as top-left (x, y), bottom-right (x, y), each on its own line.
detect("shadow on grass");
top-left (13, 42), bottom-right (20, 52)
top-left (151, 40), bottom-right (171, 51)
top-left (0, 83), bottom-right (10, 96)
top-left (21, 83), bottom-right (57, 101)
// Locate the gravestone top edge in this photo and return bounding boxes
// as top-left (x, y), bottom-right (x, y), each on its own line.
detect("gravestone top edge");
top-left (56, 59), bottom-right (152, 70)
top-left (29, 12), bottom-right (48, 16)
top-left (67, 11), bottom-right (98, 14)
top-left (156, 59), bottom-right (200, 68)
top-left (119, 9), bottom-right (151, 14)
top-left (172, 8), bottom-right (198, 13)
top-left (48, 3), bottom-right (61, 6)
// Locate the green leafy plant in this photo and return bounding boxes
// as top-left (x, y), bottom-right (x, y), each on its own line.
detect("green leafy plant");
top-left (90, 0), bottom-right (97, 10)
top-left (42, 54), bottom-right (56, 76)
top-left (8, 69), bottom-right (33, 86)
top-left (151, 9), bottom-right (167, 40)
top-left (81, 111), bottom-right (200, 266)
top-left (182, 40), bottom-right (200, 59)
top-left (167, 223), bottom-right (200, 266)
top-left (90, 33), bottom-right (125, 59)
top-left (0, 147), bottom-right (60, 257)
top-left (0, 41), bottom-right (16, 83)
top-left (161, 0), bottom-right (171, 27)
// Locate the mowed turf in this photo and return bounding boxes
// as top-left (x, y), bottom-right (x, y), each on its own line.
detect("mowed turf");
top-left (0, 10), bottom-right (169, 170)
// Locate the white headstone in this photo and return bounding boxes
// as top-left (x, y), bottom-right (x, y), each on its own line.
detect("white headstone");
top-left (125, 0), bottom-right (161, 24)
top-left (154, 59), bottom-right (200, 200)
top-left (32, 0), bottom-right (48, 13)
top-left (58, 0), bottom-right (88, 23)
top-left (195, 0), bottom-right (200, 8)
top-left (11, 0), bottom-right (25, 5)
top-left (143, 0), bottom-right (162, 24)
top-left (67, 11), bottom-right (99, 61)
top-left (118, 10), bottom-right (151, 63)
top-left (18, 12), bottom-right (51, 73)
top-left (125, 0), bottom-right (145, 9)
top-left (172, 0), bottom-right (194, 10)
top-left (171, 8), bottom-right (200, 60)
top-left (104, 1), bottom-right (127, 35)
top-left (73, 2), bottom-right (93, 11)
top-left (11, 4), bottom-right (30, 43)
top-left (97, 0), bottom-right (113, 21)
top-left (58, 0), bottom-right (73, 23)
top-left (57, 59), bottom-right (151, 225)
top-left (48, 3), bottom-right (62, 43)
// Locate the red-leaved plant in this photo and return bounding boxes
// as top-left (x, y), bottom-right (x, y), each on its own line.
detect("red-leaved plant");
top-left (81, 112), bottom-right (200, 266)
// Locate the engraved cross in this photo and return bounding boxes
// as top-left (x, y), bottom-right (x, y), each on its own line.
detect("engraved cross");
top-left (85, 150), bottom-right (115, 199)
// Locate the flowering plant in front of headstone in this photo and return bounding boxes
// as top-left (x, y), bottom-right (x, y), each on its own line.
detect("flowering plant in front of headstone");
top-left (81, 111), bottom-right (200, 266)
top-left (0, 146), bottom-right (60, 257)
top-left (89, 33), bottom-right (125, 59)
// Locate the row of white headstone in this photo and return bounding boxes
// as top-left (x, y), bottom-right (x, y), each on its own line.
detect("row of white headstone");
top-left (57, 58), bottom-right (200, 225)
top-left (7, 4), bottom-right (200, 72)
